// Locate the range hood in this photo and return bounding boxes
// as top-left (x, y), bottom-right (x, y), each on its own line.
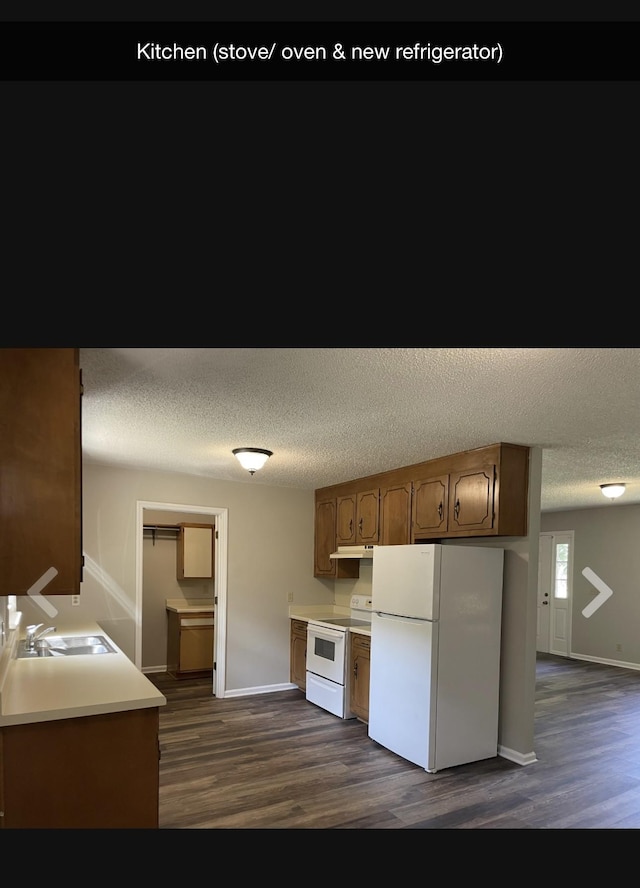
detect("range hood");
top-left (329, 545), bottom-right (377, 560)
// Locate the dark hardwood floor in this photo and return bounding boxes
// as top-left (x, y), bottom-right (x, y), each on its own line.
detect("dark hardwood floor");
top-left (147, 655), bottom-right (640, 829)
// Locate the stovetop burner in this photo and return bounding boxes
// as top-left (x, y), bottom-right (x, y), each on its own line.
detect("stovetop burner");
top-left (309, 616), bottom-right (371, 628)
top-left (307, 595), bottom-right (373, 631)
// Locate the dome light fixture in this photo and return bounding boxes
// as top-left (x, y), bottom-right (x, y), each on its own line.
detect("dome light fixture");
top-left (232, 447), bottom-right (273, 476)
top-left (600, 483), bottom-right (626, 501)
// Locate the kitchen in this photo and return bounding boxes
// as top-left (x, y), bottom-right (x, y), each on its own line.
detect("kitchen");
top-left (0, 348), bottom-right (543, 828)
top-left (293, 542), bottom-right (506, 773)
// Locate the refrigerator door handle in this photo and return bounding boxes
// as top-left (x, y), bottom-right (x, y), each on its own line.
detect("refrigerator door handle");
top-left (374, 611), bottom-right (432, 624)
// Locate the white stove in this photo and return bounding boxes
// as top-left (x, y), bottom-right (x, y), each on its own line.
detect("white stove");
top-left (305, 595), bottom-right (372, 719)
top-left (306, 595), bottom-right (373, 631)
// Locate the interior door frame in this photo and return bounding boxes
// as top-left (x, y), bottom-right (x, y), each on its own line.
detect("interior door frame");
top-left (135, 500), bottom-right (228, 699)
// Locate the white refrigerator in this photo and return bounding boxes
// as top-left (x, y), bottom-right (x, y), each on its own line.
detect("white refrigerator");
top-left (368, 543), bottom-right (504, 773)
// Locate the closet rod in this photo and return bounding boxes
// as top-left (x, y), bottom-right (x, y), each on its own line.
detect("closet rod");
top-left (143, 524), bottom-right (180, 531)
top-left (143, 524), bottom-right (181, 545)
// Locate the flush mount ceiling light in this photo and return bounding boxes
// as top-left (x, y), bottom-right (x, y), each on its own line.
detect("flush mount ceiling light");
top-left (232, 448), bottom-right (273, 476)
top-left (600, 483), bottom-right (626, 501)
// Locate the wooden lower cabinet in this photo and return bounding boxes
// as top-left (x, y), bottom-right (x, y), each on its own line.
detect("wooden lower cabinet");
top-left (349, 633), bottom-right (371, 723)
top-left (167, 609), bottom-right (214, 679)
top-left (290, 619), bottom-right (307, 691)
top-left (0, 707), bottom-right (160, 828)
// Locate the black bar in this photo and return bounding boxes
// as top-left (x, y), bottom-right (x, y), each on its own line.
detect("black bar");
top-left (1, 22), bottom-right (639, 82)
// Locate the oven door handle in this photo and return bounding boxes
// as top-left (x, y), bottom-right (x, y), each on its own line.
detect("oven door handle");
top-left (308, 626), bottom-right (345, 641)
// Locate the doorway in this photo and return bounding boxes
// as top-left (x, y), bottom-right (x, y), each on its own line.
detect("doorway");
top-left (537, 531), bottom-right (573, 657)
top-left (135, 500), bottom-right (228, 698)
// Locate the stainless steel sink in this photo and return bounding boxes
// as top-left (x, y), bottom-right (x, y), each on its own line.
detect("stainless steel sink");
top-left (17, 635), bottom-right (117, 658)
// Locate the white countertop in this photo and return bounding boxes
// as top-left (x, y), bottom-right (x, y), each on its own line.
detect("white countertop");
top-left (0, 619), bottom-right (166, 727)
top-left (350, 624), bottom-right (371, 637)
top-left (166, 598), bottom-right (214, 614)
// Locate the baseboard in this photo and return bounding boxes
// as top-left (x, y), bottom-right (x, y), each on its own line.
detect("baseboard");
top-left (139, 668), bottom-right (299, 698)
top-left (565, 652), bottom-right (640, 671)
top-left (498, 745), bottom-right (538, 767)
top-left (224, 682), bottom-right (300, 698)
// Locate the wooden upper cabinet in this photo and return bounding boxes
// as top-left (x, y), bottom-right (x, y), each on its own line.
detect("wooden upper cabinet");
top-left (447, 465), bottom-right (496, 534)
top-left (0, 348), bottom-right (82, 595)
top-left (314, 497), bottom-right (359, 579)
top-left (411, 447), bottom-right (529, 540)
top-left (177, 523), bottom-right (214, 579)
top-left (380, 482), bottom-right (412, 545)
top-left (356, 489), bottom-right (379, 543)
top-left (336, 488), bottom-right (379, 546)
top-left (336, 493), bottom-right (357, 546)
top-left (411, 475), bottom-right (449, 540)
top-left (315, 442), bottom-right (529, 560)
top-left (314, 497), bottom-right (338, 577)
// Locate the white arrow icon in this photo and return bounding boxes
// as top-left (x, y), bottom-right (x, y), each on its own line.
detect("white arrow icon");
top-left (581, 567), bottom-right (613, 618)
top-left (27, 566), bottom-right (59, 619)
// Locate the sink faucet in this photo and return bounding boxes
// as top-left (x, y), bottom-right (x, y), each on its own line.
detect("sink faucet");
top-left (25, 623), bottom-right (56, 652)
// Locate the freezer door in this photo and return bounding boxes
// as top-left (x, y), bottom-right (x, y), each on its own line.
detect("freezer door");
top-left (368, 611), bottom-right (438, 770)
top-left (371, 543), bottom-right (440, 620)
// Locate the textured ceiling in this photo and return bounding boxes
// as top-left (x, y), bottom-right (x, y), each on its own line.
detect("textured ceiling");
top-left (79, 348), bottom-right (640, 513)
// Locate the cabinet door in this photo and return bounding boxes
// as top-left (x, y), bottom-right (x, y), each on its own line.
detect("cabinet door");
top-left (0, 348), bottom-right (82, 595)
top-left (448, 464), bottom-right (496, 534)
top-left (290, 620), bottom-right (307, 690)
top-left (180, 621), bottom-right (214, 672)
top-left (167, 610), bottom-right (214, 677)
top-left (178, 524), bottom-right (214, 578)
top-left (336, 493), bottom-right (357, 546)
top-left (337, 488), bottom-right (379, 546)
top-left (350, 634), bottom-right (371, 722)
top-left (379, 482), bottom-right (412, 545)
top-left (0, 708), bottom-right (160, 828)
top-left (314, 497), bottom-right (337, 577)
top-left (411, 475), bottom-right (449, 540)
top-left (355, 488), bottom-right (379, 544)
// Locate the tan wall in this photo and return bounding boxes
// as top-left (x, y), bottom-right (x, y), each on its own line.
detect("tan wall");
top-left (541, 501), bottom-right (640, 666)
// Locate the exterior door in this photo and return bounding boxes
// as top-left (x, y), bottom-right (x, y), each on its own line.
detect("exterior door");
top-left (536, 535), bottom-right (552, 653)
top-left (537, 531), bottom-right (573, 657)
